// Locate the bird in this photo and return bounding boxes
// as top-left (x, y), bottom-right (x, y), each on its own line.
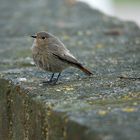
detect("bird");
top-left (31, 31), bottom-right (93, 84)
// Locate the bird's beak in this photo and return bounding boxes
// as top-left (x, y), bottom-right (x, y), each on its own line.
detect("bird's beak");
top-left (31, 35), bottom-right (37, 38)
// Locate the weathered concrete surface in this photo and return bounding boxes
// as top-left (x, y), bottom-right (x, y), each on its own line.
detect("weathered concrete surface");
top-left (0, 0), bottom-right (140, 140)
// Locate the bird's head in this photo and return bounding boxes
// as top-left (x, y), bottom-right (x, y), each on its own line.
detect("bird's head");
top-left (31, 31), bottom-right (51, 46)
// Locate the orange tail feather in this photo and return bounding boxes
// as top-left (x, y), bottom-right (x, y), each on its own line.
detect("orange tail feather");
top-left (77, 64), bottom-right (93, 76)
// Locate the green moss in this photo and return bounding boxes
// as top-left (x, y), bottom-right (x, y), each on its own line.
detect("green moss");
top-left (87, 95), bottom-right (140, 106)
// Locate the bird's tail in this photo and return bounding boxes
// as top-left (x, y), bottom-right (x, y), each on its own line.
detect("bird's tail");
top-left (76, 64), bottom-right (93, 76)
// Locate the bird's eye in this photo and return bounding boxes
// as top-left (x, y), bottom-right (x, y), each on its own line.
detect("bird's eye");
top-left (42, 37), bottom-right (45, 40)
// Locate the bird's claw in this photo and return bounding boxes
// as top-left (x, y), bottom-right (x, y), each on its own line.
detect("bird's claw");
top-left (42, 79), bottom-right (57, 85)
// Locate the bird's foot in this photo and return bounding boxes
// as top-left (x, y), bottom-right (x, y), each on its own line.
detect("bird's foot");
top-left (42, 78), bottom-right (58, 85)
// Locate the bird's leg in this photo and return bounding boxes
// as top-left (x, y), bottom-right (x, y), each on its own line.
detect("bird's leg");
top-left (42, 73), bottom-right (61, 85)
top-left (56, 73), bottom-right (61, 82)
top-left (49, 73), bottom-right (55, 82)
top-left (42, 73), bottom-right (55, 84)
top-left (49, 73), bottom-right (61, 85)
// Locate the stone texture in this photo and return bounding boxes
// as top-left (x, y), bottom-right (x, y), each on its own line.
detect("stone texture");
top-left (0, 0), bottom-right (140, 140)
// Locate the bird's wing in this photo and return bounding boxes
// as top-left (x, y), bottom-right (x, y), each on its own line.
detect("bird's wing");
top-left (48, 43), bottom-right (81, 66)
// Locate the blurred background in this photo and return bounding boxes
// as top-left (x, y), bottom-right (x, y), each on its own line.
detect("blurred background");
top-left (78, 0), bottom-right (140, 26)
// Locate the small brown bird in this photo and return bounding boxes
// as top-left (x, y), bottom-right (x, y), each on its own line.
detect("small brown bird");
top-left (31, 31), bottom-right (93, 84)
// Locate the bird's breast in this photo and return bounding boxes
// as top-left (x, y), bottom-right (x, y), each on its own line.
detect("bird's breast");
top-left (32, 44), bottom-right (50, 70)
